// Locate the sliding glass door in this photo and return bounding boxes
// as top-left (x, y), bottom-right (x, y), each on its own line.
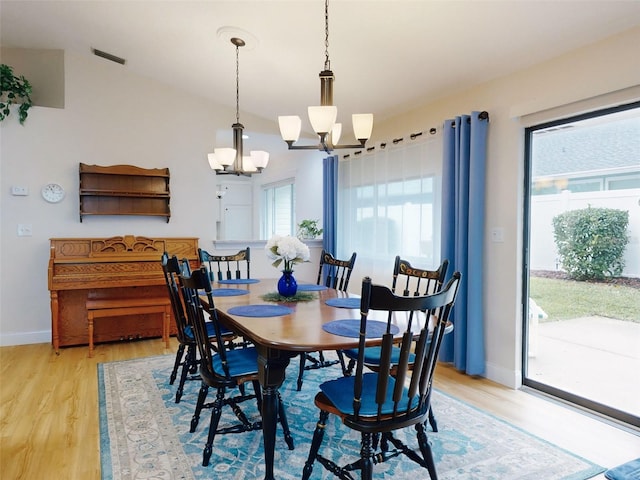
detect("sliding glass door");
top-left (522, 102), bottom-right (640, 427)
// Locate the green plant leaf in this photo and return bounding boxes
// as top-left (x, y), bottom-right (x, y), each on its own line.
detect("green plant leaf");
top-left (553, 207), bottom-right (629, 280)
top-left (0, 63), bottom-right (33, 125)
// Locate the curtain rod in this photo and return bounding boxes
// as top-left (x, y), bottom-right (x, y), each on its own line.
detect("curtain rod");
top-left (342, 111), bottom-right (489, 159)
top-left (343, 126), bottom-right (438, 159)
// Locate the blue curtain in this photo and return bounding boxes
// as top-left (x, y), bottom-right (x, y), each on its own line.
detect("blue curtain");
top-left (322, 155), bottom-right (338, 256)
top-left (440, 111), bottom-right (489, 375)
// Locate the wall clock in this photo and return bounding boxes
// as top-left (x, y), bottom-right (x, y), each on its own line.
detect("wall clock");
top-left (41, 183), bottom-right (65, 203)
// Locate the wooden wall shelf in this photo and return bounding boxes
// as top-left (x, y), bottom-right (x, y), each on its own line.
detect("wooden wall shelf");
top-left (79, 163), bottom-right (171, 222)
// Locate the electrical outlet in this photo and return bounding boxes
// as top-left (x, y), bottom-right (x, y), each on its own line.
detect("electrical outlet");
top-left (17, 224), bottom-right (33, 236)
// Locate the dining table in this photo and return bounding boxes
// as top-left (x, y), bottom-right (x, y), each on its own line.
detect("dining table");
top-left (202, 277), bottom-right (383, 480)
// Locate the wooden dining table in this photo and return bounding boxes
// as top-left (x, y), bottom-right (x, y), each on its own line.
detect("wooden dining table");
top-left (203, 278), bottom-right (371, 480)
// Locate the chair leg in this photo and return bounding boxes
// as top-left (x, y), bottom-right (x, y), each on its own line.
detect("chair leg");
top-left (188, 345), bottom-right (199, 374)
top-left (175, 362), bottom-right (189, 404)
top-left (416, 422), bottom-right (438, 480)
top-left (202, 387), bottom-right (225, 467)
top-left (345, 358), bottom-right (356, 377)
top-left (169, 344), bottom-right (185, 385)
top-left (297, 353), bottom-right (306, 391)
top-left (175, 347), bottom-right (195, 403)
top-left (360, 432), bottom-right (374, 480)
top-left (302, 409), bottom-right (329, 480)
top-left (336, 350), bottom-right (348, 376)
top-left (190, 382), bottom-right (209, 433)
top-left (277, 392), bottom-right (295, 450)
top-left (317, 351), bottom-right (326, 364)
top-left (252, 380), bottom-right (262, 413)
top-left (379, 432), bottom-right (390, 452)
top-left (427, 406), bottom-right (438, 432)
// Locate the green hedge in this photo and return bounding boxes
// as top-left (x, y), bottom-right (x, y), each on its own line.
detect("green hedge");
top-left (552, 206), bottom-right (629, 280)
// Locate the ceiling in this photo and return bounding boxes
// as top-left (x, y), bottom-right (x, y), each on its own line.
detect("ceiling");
top-left (2, 0), bottom-right (640, 135)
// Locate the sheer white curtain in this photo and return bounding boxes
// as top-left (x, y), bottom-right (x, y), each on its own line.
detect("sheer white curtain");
top-left (337, 133), bottom-right (443, 287)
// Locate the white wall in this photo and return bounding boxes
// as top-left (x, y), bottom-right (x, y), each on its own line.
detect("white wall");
top-left (0, 50), bottom-right (322, 346)
top-left (2, 28), bottom-right (639, 391)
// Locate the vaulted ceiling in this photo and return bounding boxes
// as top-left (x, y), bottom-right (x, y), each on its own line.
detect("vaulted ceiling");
top-left (2, 0), bottom-right (639, 131)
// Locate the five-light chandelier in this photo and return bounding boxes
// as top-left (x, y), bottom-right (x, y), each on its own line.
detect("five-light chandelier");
top-left (208, 37), bottom-right (269, 176)
top-left (278, 0), bottom-right (373, 154)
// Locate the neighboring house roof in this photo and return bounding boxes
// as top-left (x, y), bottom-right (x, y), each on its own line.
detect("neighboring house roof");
top-left (532, 116), bottom-right (640, 178)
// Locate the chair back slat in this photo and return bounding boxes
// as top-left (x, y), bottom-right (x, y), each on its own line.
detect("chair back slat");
top-left (393, 332), bottom-right (413, 400)
top-left (392, 256), bottom-right (449, 297)
top-left (376, 334), bottom-right (394, 405)
top-left (408, 331), bottom-right (428, 399)
top-left (422, 294), bottom-right (456, 398)
top-left (317, 250), bottom-right (356, 291)
top-left (199, 247), bottom-right (251, 282)
top-left (351, 272), bottom-right (461, 426)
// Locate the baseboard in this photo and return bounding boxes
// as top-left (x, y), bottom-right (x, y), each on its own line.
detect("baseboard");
top-left (485, 361), bottom-right (522, 389)
top-left (0, 330), bottom-right (51, 347)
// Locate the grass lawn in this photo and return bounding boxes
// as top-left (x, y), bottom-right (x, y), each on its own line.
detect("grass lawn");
top-left (530, 277), bottom-right (640, 322)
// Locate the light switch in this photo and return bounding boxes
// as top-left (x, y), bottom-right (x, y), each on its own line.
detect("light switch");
top-left (11, 186), bottom-right (29, 196)
top-left (491, 227), bottom-right (504, 243)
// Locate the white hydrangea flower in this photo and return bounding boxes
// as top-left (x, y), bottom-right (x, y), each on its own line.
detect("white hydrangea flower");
top-left (265, 235), bottom-right (310, 271)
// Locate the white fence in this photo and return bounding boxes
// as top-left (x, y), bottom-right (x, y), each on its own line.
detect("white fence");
top-left (530, 189), bottom-right (640, 278)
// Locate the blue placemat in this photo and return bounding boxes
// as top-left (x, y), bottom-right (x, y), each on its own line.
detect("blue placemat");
top-left (325, 297), bottom-right (360, 309)
top-left (323, 319), bottom-right (399, 338)
top-left (198, 288), bottom-right (249, 297)
top-left (211, 288), bottom-right (249, 297)
top-left (227, 304), bottom-right (293, 317)
top-left (297, 284), bottom-right (328, 291)
top-left (217, 278), bottom-right (260, 285)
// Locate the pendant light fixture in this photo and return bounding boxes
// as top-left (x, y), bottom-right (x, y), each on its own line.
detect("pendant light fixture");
top-left (278, 0), bottom-right (373, 154)
top-left (208, 37), bottom-right (269, 176)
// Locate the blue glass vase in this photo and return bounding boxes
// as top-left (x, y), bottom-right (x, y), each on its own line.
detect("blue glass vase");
top-left (277, 270), bottom-right (297, 297)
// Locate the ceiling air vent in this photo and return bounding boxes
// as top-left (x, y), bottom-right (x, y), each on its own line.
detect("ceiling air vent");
top-left (91, 48), bottom-right (126, 65)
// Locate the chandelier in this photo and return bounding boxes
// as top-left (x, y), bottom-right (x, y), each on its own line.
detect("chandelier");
top-left (278, 0), bottom-right (373, 154)
top-left (208, 37), bottom-right (269, 176)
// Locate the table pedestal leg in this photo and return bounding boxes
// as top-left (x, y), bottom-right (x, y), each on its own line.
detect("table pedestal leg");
top-left (256, 345), bottom-right (293, 480)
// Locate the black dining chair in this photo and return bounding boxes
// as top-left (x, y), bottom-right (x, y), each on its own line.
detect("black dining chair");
top-left (178, 264), bottom-right (294, 467)
top-left (199, 247), bottom-right (250, 281)
top-left (162, 253), bottom-right (239, 404)
top-left (296, 250), bottom-right (357, 391)
top-left (302, 272), bottom-right (461, 480)
top-left (162, 252), bottom-right (199, 403)
top-left (339, 257), bottom-right (449, 431)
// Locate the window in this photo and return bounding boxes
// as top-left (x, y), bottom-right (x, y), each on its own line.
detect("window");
top-left (338, 135), bottom-right (443, 283)
top-left (607, 173), bottom-right (640, 191)
top-left (262, 180), bottom-right (295, 238)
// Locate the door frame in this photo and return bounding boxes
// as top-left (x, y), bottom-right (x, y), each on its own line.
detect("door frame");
top-left (521, 101), bottom-right (640, 427)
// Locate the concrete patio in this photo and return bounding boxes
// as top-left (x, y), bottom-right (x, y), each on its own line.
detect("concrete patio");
top-left (527, 316), bottom-right (640, 419)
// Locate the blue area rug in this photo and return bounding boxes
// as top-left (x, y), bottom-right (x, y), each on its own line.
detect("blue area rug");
top-left (98, 354), bottom-right (605, 480)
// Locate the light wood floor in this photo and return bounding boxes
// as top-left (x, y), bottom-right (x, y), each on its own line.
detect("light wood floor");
top-left (1, 339), bottom-right (638, 479)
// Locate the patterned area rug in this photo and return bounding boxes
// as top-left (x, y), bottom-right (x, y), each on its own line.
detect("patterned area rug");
top-left (98, 354), bottom-right (604, 480)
